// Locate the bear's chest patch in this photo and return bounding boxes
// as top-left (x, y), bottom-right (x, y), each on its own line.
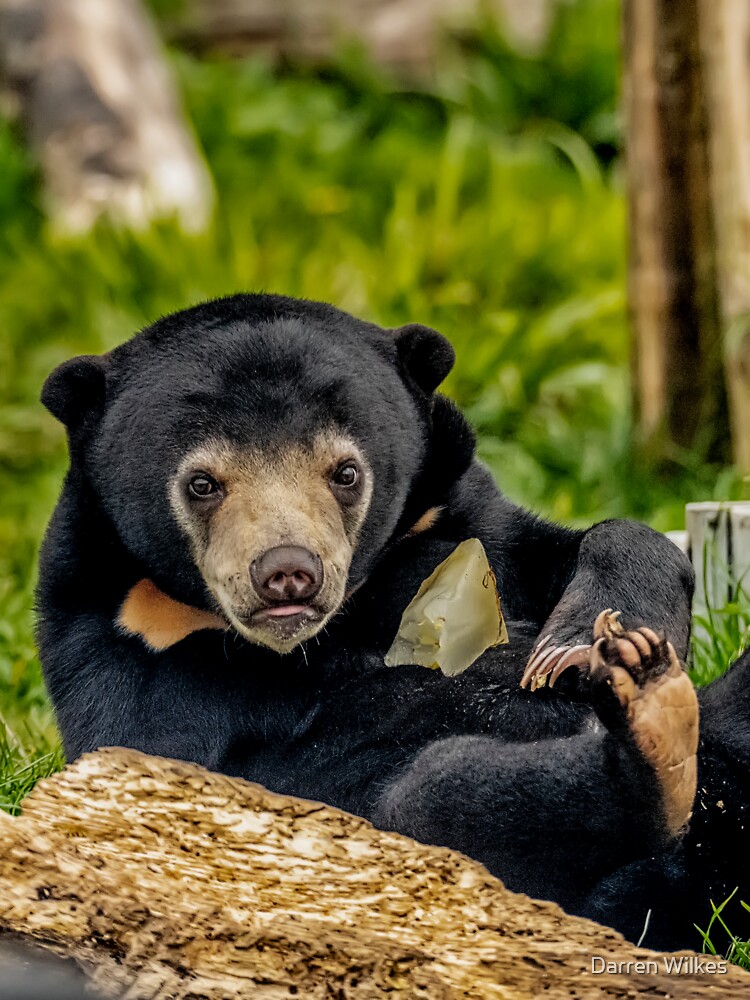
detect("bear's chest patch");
top-left (118, 579), bottom-right (227, 651)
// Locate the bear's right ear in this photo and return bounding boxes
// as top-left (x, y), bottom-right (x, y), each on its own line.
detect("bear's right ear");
top-left (41, 355), bottom-right (107, 432)
top-left (392, 323), bottom-right (455, 394)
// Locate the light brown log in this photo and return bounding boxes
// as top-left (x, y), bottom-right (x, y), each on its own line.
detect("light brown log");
top-left (0, 0), bottom-right (214, 233)
top-left (623, 0), bottom-right (729, 464)
top-left (0, 748), bottom-right (747, 998)
top-left (173, 0), bottom-right (554, 73)
top-left (698, 0), bottom-right (750, 472)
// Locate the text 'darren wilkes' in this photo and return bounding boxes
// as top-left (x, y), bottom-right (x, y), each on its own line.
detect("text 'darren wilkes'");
top-left (591, 956), bottom-right (729, 976)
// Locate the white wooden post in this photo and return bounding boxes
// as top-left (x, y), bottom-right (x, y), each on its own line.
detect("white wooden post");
top-left (685, 501), bottom-right (750, 643)
top-left (731, 503), bottom-right (750, 592)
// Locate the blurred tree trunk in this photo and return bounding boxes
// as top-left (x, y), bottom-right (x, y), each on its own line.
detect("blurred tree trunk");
top-left (624, 0), bottom-right (750, 471)
top-left (0, 0), bottom-right (213, 233)
top-left (699, 0), bottom-right (750, 472)
top-left (623, 0), bottom-right (728, 466)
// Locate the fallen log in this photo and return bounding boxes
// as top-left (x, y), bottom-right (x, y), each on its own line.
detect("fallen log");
top-left (0, 748), bottom-right (745, 998)
top-left (171, 0), bottom-right (555, 73)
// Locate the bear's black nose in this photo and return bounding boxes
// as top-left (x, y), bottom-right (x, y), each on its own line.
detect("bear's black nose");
top-left (250, 546), bottom-right (323, 604)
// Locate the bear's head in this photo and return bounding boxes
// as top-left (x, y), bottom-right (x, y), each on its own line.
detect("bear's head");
top-left (42, 295), bottom-right (475, 653)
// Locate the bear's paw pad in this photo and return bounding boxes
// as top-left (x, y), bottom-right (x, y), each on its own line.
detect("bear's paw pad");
top-left (590, 625), bottom-right (699, 838)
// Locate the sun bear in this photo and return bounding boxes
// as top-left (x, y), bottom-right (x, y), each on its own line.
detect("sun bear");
top-left (37, 294), bottom-right (750, 950)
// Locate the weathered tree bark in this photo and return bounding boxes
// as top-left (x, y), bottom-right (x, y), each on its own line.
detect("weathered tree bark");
top-left (0, 0), bottom-right (213, 233)
top-left (698, 0), bottom-right (750, 472)
top-left (623, 0), bottom-right (728, 465)
top-left (171, 0), bottom-right (555, 73)
top-left (0, 749), bottom-right (747, 998)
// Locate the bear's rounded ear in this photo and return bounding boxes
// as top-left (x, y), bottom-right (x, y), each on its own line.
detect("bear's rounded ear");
top-left (41, 355), bottom-right (107, 432)
top-left (392, 323), bottom-right (455, 394)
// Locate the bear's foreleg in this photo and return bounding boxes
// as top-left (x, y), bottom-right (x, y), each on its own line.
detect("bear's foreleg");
top-left (520, 519), bottom-right (694, 684)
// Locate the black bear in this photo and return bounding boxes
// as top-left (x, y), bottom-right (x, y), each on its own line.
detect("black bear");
top-left (37, 294), bottom-right (750, 950)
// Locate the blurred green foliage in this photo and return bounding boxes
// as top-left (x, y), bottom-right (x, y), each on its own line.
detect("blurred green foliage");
top-left (0, 0), bottom-right (746, 777)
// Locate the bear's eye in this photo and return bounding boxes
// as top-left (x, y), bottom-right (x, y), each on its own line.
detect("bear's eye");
top-left (331, 461), bottom-right (359, 489)
top-left (188, 473), bottom-right (221, 499)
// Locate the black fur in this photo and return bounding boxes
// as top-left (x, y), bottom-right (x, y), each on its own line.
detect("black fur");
top-left (37, 294), bottom-right (749, 950)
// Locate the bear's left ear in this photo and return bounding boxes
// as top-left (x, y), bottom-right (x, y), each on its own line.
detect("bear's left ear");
top-left (41, 354), bottom-right (108, 434)
top-left (393, 323), bottom-right (455, 394)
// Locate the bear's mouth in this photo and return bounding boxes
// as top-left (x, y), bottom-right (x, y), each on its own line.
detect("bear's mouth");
top-left (241, 603), bottom-right (326, 642)
top-left (259, 604), bottom-right (313, 618)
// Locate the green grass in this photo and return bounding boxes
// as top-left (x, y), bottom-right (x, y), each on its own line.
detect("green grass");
top-left (0, 732), bottom-right (62, 817)
top-left (690, 580), bottom-right (750, 687)
top-left (0, 0), bottom-right (748, 960)
top-left (697, 891), bottom-right (750, 971)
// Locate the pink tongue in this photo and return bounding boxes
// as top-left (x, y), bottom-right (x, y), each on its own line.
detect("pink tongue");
top-left (264, 605), bottom-right (309, 617)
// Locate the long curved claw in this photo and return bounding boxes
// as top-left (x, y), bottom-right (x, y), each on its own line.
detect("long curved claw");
top-left (520, 635), bottom-right (551, 688)
top-left (548, 644), bottom-right (591, 687)
top-left (522, 642), bottom-right (592, 691)
top-left (593, 609), bottom-right (624, 641)
top-left (523, 610), bottom-right (630, 693)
